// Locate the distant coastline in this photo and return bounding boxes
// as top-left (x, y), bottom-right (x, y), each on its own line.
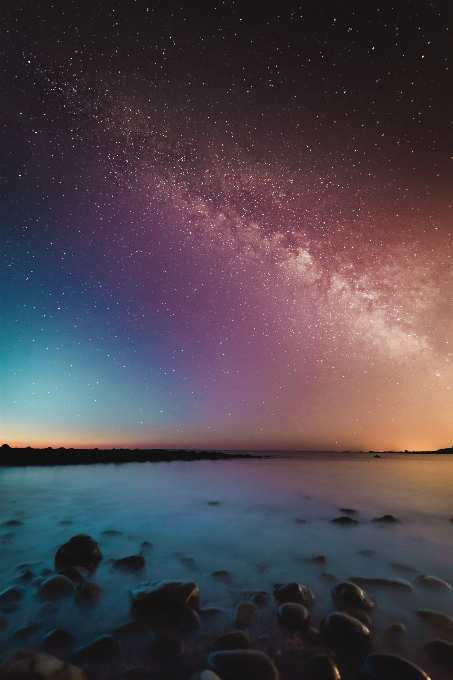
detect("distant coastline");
top-left (0, 444), bottom-right (451, 467)
top-left (0, 444), bottom-right (265, 467)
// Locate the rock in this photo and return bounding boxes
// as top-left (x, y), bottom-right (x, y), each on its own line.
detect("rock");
top-left (299, 653), bottom-right (341, 680)
top-left (0, 584), bottom-right (26, 605)
top-left (208, 649), bottom-right (279, 680)
top-left (331, 516), bottom-right (359, 525)
top-left (41, 628), bottom-right (76, 653)
top-left (350, 577), bottom-right (412, 589)
top-left (190, 672), bottom-right (222, 680)
top-left (390, 562), bottom-right (419, 574)
top-left (331, 581), bottom-right (375, 611)
top-left (150, 632), bottom-right (185, 660)
top-left (211, 630), bottom-right (251, 651)
top-left (55, 534), bottom-right (102, 571)
top-left (37, 575), bottom-right (74, 600)
top-left (364, 653), bottom-right (430, 679)
top-left (14, 569), bottom-right (35, 583)
top-left (344, 607), bottom-right (372, 627)
top-left (357, 549), bottom-right (376, 556)
top-left (58, 567), bottom-right (89, 584)
top-left (210, 570), bottom-right (231, 581)
top-left (416, 575), bottom-right (451, 591)
top-left (278, 602), bottom-right (310, 630)
top-left (273, 582), bottom-right (315, 609)
top-left (320, 612), bottom-right (370, 647)
top-left (35, 601), bottom-right (58, 618)
top-left (131, 580), bottom-right (200, 617)
top-left (240, 590), bottom-right (269, 607)
top-left (101, 530), bottom-right (122, 536)
top-left (121, 666), bottom-right (153, 680)
top-left (113, 620), bottom-right (151, 639)
top-left (320, 572), bottom-right (339, 583)
top-left (180, 607), bottom-right (202, 631)
top-left (73, 635), bottom-right (119, 663)
top-left (424, 639), bottom-right (453, 667)
top-left (207, 501), bottom-right (220, 506)
top-left (12, 622), bottom-right (41, 639)
top-left (388, 623), bottom-right (406, 635)
top-left (295, 518), bottom-right (307, 524)
top-left (304, 555), bottom-right (327, 565)
top-left (113, 555), bottom-right (146, 572)
top-left (0, 650), bottom-right (86, 680)
top-left (339, 508), bottom-right (357, 514)
top-left (0, 615), bottom-right (7, 628)
top-left (1, 520), bottom-right (24, 527)
top-left (416, 609), bottom-right (453, 631)
top-left (74, 581), bottom-right (101, 604)
top-left (140, 541), bottom-right (152, 550)
top-left (234, 601), bottom-right (258, 627)
top-left (371, 515), bottom-right (399, 523)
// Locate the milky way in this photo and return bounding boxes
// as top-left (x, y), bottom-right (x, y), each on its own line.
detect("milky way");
top-left (2, 2), bottom-right (452, 450)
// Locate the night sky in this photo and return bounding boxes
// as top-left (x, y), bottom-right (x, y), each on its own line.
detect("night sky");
top-left (2, 1), bottom-right (452, 451)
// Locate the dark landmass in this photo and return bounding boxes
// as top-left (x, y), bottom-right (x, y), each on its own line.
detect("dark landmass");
top-left (0, 444), bottom-right (263, 467)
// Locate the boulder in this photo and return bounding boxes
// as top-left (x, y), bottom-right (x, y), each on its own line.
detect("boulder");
top-left (299, 654), bottom-right (341, 680)
top-left (74, 581), bottom-right (101, 604)
top-left (131, 580), bottom-right (200, 618)
top-left (208, 649), bottom-right (279, 680)
top-left (234, 601), bottom-right (258, 628)
top-left (424, 639), bottom-right (453, 667)
top-left (277, 602), bottom-right (310, 630)
top-left (0, 650), bottom-right (86, 680)
top-left (55, 535), bottom-right (102, 571)
top-left (416, 575), bottom-right (451, 591)
top-left (364, 653), bottom-right (430, 679)
top-left (113, 555), bottom-right (146, 572)
top-left (331, 581), bottom-right (375, 611)
top-left (321, 611), bottom-right (370, 647)
top-left (73, 635), bottom-right (119, 663)
top-left (416, 609), bottom-right (453, 631)
top-left (211, 630), bottom-right (251, 651)
top-left (41, 628), bottom-right (76, 653)
top-left (37, 575), bottom-right (74, 600)
top-left (273, 582), bottom-right (314, 609)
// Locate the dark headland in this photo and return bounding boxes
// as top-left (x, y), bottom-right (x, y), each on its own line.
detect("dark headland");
top-left (0, 444), bottom-right (264, 467)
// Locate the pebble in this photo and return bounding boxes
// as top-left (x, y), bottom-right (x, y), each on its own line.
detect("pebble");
top-left (131, 579), bottom-right (200, 617)
top-left (37, 575), bottom-right (74, 600)
top-left (74, 581), bottom-right (101, 604)
top-left (364, 653), bottom-right (430, 679)
top-left (0, 650), bottom-right (87, 680)
top-left (0, 584), bottom-right (26, 605)
top-left (320, 611), bottom-right (371, 647)
top-left (211, 630), bottom-right (251, 651)
top-left (113, 555), bottom-right (146, 572)
top-left (234, 601), bottom-right (258, 627)
top-left (331, 581), bottom-right (375, 611)
top-left (331, 516), bottom-right (359, 525)
top-left (41, 628), bottom-right (76, 653)
top-left (73, 634), bottom-right (119, 663)
top-left (415, 575), bottom-right (451, 591)
top-left (277, 602), bottom-right (310, 630)
top-left (208, 649), bottom-right (279, 680)
top-left (424, 638), bottom-right (453, 667)
top-left (416, 609), bottom-right (453, 631)
top-left (273, 582), bottom-right (315, 609)
top-left (55, 534), bottom-right (103, 571)
top-left (299, 653), bottom-right (341, 679)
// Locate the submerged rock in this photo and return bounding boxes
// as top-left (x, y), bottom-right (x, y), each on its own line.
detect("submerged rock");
top-left (208, 649), bottom-right (279, 680)
top-left (150, 632), bottom-right (185, 660)
top-left (73, 635), bottom-right (119, 663)
top-left (37, 575), bottom-right (74, 600)
top-left (113, 555), bottom-right (146, 572)
top-left (131, 580), bottom-right (200, 617)
top-left (211, 630), bottom-right (251, 651)
top-left (350, 576), bottom-right (412, 589)
top-left (58, 567), bottom-right (88, 584)
top-left (331, 516), bottom-right (359, 525)
top-left (55, 534), bottom-right (102, 571)
top-left (234, 601), bottom-right (258, 628)
top-left (0, 650), bottom-right (86, 680)
top-left (299, 654), bottom-right (341, 679)
top-left (41, 628), bottom-right (76, 653)
top-left (273, 582), bottom-right (315, 609)
top-left (416, 609), bottom-right (453, 631)
top-left (0, 584), bottom-right (26, 605)
top-left (74, 581), bottom-right (101, 604)
top-left (331, 581), bottom-right (375, 611)
top-left (190, 672), bottom-right (222, 680)
top-left (416, 575), bottom-right (451, 591)
top-left (278, 602), bottom-right (310, 630)
top-left (424, 639), bottom-right (453, 667)
top-left (364, 653), bottom-right (430, 679)
top-left (12, 622), bottom-right (41, 639)
top-left (320, 611), bottom-right (370, 647)
top-left (371, 515), bottom-right (399, 523)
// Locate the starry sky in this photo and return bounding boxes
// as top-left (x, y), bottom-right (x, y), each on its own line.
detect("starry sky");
top-left (2, 1), bottom-right (452, 451)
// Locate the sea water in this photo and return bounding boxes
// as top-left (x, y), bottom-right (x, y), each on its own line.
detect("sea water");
top-left (0, 452), bottom-right (452, 676)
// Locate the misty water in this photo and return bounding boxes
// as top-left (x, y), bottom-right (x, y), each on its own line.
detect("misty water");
top-left (1, 452), bottom-right (453, 677)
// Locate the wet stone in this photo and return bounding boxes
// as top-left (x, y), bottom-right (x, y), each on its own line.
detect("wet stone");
top-left (73, 634), bottom-right (119, 663)
top-left (371, 515), bottom-right (399, 523)
top-left (344, 607), bottom-right (372, 627)
top-left (416, 574), bottom-right (451, 591)
top-left (304, 555), bottom-right (327, 565)
top-left (0, 584), bottom-right (26, 605)
top-left (1, 520), bottom-right (24, 527)
top-left (235, 601), bottom-right (258, 628)
top-left (101, 529), bottom-right (122, 536)
top-left (74, 581), bottom-right (101, 604)
top-left (331, 516), bottom-right (359, 525)
top-left (0, 650), bottom-right (87, 680)
top-left (364, 653), bottom-right (430, 679)
top-left (37, 575), bottom-right (74, 600)
top-left (120, 665), bottom-right (153, 680)
top-left (208, 649), bottom-right (279, 680)
top-left (55, 534), bottom-right (102, 571)
top-left (339, 507), bottom-right (357, 514)
top-left (131, 580), bottom-right (200, 618)
top-left (350, 576), bottom-right (412, 589)
top-left (150, 632), bottom-right (185, 660)
top-left (14, 569), bottom-right (35, 583)
top-left (278, 602), bottom-right (310, 630)
top-left (113, 555), bottom-right (146, 572)
top-left (331, 581), bottom-right (375, 611)
top-left (211, 630), bottom-right (251, 651)
top-left (190, 671), bottom-right (222, 680)
top-left (416, 609), bottom-right (453, 631)
top-left (41, 628), bottom-right (76, 653)
top-left (113, 620), bottom-right (151, 639)
top-left (321, 611), bottom-right (371, 648)
top-left (299, 653), bottom-right (341, 680)
top-left (424, 639), bottom-right (453, 667)
top-left (210, 570), bottom-right (231, 581)
top-left (180, 607), bottom-right (202, 631)
top-left (273, 582), bottom-right (315, 609)
top-left (12, 622), bottom-right (42, 639)
top-left (58, 567), bottom-right (88, 584)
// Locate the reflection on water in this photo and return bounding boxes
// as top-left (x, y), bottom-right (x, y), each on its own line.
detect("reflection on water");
top-left (0, 453), bottom-right (452, 674)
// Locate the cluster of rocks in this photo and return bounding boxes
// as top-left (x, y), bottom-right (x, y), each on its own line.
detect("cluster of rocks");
top-left (0, 534), bottom-right (452, 680)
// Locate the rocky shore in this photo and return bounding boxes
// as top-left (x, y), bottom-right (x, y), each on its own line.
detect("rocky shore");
top-left (1, 533), bottom-right (452, 680)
